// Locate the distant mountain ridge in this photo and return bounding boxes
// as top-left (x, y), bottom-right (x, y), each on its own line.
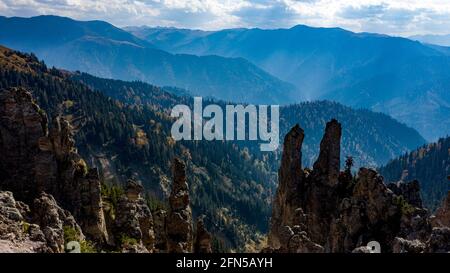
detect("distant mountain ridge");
top-left (410, 34), bottom-right (450, 47)
top-left (0, 15), bottom-right (296, 105)
top-left (130, 25), bottom-right (450, 141)
top-left (0, 15), bottom-right (152, 48)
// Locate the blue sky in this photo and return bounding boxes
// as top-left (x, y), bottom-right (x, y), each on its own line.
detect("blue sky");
top-left (1, 0), bottom-right (450, 36)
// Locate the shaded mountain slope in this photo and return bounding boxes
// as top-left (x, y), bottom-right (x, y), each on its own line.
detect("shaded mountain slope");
top-left (379, 136), bottom-right (450, 210)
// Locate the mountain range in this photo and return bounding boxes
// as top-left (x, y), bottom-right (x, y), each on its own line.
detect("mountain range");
top-left (129, 25), bottom-right (450, 141)
top-left (410, 34), bottom-right (450, 47)
top-left (2, 15), bottom-right (450, 140)
top-left (0, 15), bottom-right (295, 105)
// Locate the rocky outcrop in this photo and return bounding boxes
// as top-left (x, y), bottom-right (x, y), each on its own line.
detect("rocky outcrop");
top-left (311, 119), bottom-right (341, 187)
top-left (278, 225), bottom-right (324, 253)
top-left (32, 192), bottom-right (84, 253)
top-left (425, 227), bottom-right (450, 253)
top-left (167, 158), bottom-right (193, 253)
top-left (0, 87), bottom-right (108, 244)
top-left (432, 191), bottom-right (450, 228)
top-left (0, 88), bottom-right (47, 200)
top-left (78, 169), bottom-right (109, 243)
top-left (0, 191), bottom-right (47, 253)
top-left (0, 191), bottom-right (83, 253)
top-left (269, 120), bottom-right (449, 253)
top-left (38, 117), bottom-right (108, 243)
top-left (114, 179), bottom-right (155, 252)
top-left (270, 120), bottom-right (345, 251)
top-left (194, 216), bottom-right (212, 253)
top-left (392, 237), bottom-right (425, 253)
top-left (269, 124), bottom-right (304, 248)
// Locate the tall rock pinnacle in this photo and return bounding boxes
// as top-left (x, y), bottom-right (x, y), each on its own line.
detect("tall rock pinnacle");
top-left (167, 158), bottom-right (193, 253)
top-left (268, 120), bottom-right (448, 253)
top-left (269, 124), bottom-right (304, 248)
top-left (312, 119), bottom-right (341, 186)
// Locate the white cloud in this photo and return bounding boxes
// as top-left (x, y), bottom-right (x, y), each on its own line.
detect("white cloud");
top-left (1, 0), bottom-right (450, 35)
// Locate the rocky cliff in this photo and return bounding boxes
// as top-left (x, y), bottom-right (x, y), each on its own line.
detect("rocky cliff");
top-left (269, 120), bottom-right (450, 253)
top-left (0, 87), bottom-right (108, 244)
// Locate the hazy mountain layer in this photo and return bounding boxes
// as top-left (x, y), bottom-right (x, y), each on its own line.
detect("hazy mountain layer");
top-left (132, 25), bottom-right (450, 140)
top-left (0, 15), bottom-right (295, 105)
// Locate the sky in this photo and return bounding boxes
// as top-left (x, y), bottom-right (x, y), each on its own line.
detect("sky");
top-left (1, 0), bottom-right (450, 36)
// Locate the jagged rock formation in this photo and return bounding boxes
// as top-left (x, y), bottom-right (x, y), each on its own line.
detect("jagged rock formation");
top-left (78, 169), bottom-right (109, 244)
top-left (32, 192), bottom-right (84, 253)
top-left (311, 120), bottom-right (341, 187)
top-left (269, 120), bottom-right (450, 253)
top-left (114, 179), bottom-right (155, 252)
top-left (392, 237), bottom-right (425, 253)
top-left (167, 158), bottom-right (193, 253)
top-left (425, 227), bottom-right (450, 253)
top-left (0, 87), bottom-right (213, 253)
top-left (275, 224), bottom-right (324, 253)
top-left (37, 116), bottom-right (108, 243)
top-left (0, 191), bottom-right (84, 253)
top-left (0, 191), bottom-right (47, 253)
top-left (0, 87), bottom-right (108, 243)
top-left (269, 124), bottom-right (304, 248)
top-left (194, 216), bottom-right (212, 253)
top-left (0, 87), bottom-right (108, 251)
top-left (0, 87), bottom-right (48, 200)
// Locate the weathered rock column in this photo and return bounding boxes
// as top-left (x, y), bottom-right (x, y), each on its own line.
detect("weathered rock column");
top-left (269, 124), bottom-right (304, 248)
top-left (114, 179), bottom-right (155, 252)
top-left (312, 119), bottom-right (341, 187)
top-left (79, 169), bottom-right (109, 244)
top-left (167, 158), bottom-right (193, 253)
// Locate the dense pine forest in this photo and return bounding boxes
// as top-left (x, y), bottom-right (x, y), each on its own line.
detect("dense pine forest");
top-left (379, 136), bottom-right (450, 210)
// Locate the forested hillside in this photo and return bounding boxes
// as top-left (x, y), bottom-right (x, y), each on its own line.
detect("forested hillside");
top-left (279, 101), bottom-right (425, 168)
top-left (379, 136), bottom-right (450, 210)
top-left (74, 73), bottom-right (425, 169)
